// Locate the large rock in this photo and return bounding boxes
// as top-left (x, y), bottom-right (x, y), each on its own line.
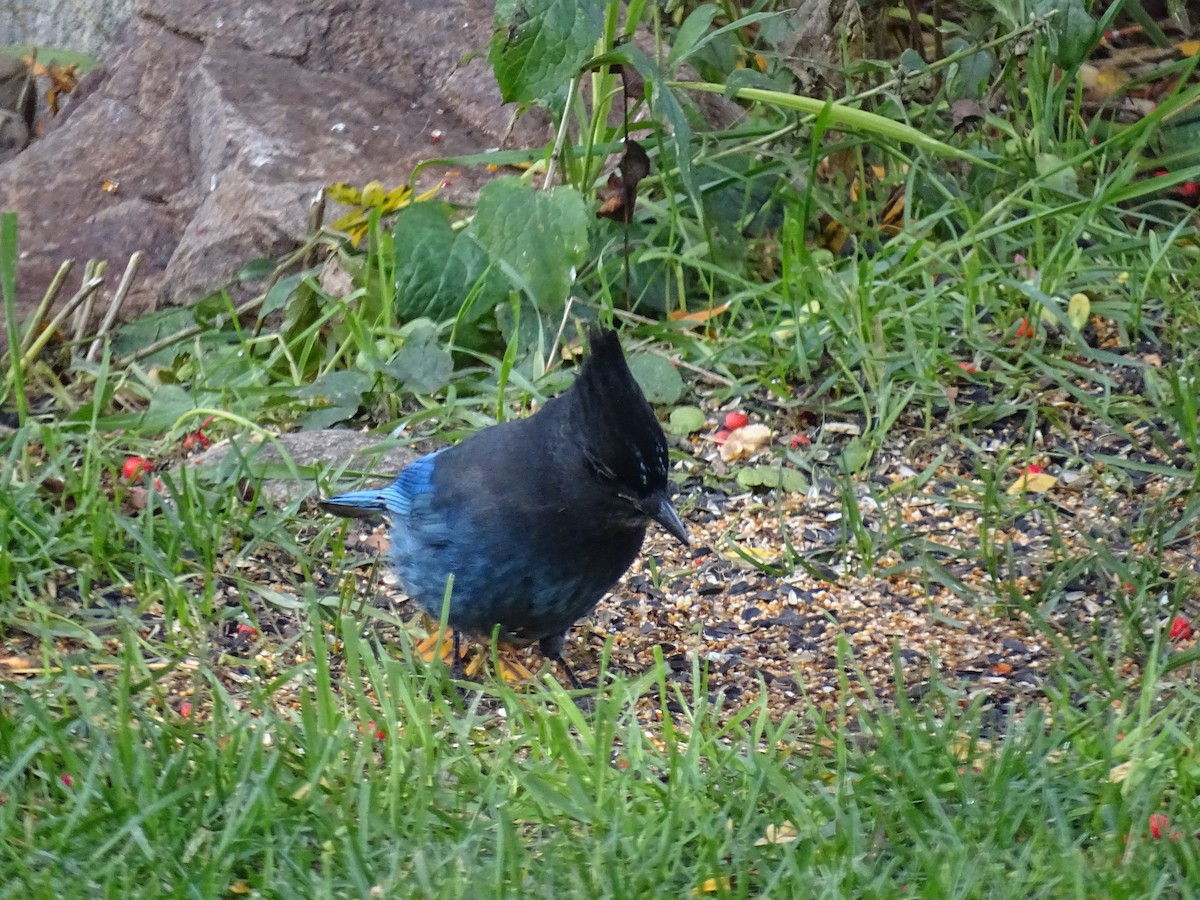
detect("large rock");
top-left (0, 0), bottom-right (134, 60)
top-left (0, 0), bottom-right (547, 341)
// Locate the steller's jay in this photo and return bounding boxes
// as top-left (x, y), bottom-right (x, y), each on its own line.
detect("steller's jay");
top-left (322, 327), bottom-right (689, 685)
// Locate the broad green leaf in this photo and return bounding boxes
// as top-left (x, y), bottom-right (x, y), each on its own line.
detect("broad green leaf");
top-left (669, 10), bottom-right (778, 72)
top-left (666, 405), bottom-right (708, 435)
top-left (296, 371), bottom-right (373, 408)
top-left (1036, 153), bottom-right (1078, 195)
top-left (393, 204), bottom-right (504, 323)
top-left (469, 177), bottom-right (589, 311)
top-left (298, 405), bottom-right (359, 430)
top-left (736, 465), bottom-right (808, 493)
top-left (261, 272), bottom-right (306, 315)
top-left (627, 353), bottom-right (684, 405)
top-left (383, 322), bottom-right (454, 394)
top-left (489, 0), bottom-right (604, 105)
top-left (897, 48), bottom-right (929, 75)
top-left (135, 384), bottom-right (199, 432)
top-left (1033, 0), bottom-right (1097, 70)
top-left (946, 47), bottom-right (995, 101)
top-left (668, 5), bottom-right (719, 69)
top-left (237, 257), bottom-right (277, 283)
top-left (839, 437), bottom-right (872, 473)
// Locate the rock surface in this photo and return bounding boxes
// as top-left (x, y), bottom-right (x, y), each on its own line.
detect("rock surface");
top-left (0, 0), bottom-right (547, 340)
top-left (187, 428), bottom-right (421, 506)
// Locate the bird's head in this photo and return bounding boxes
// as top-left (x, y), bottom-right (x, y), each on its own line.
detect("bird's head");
top-left (563, 327), bottom-right (689, 546)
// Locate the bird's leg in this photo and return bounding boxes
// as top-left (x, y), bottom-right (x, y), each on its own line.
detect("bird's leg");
top-left (539, 632), bottom-right (584, 690)
top-left (450, 630), bottom-right (467, 678)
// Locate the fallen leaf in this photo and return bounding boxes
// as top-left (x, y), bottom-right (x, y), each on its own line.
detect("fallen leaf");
top-left (595, 140), bottom-right (650, 225)
top-left (719, 423), bottom-right (771, 461)
top-left (1080, 62), bottom-right (1131, 101)
top-left (951, 98), bottom-right (985, 130)
top-left (669, 302), bottom-right (731, 324)
top-left (1067, 293), bottom-right (1090, 330)
top-left (1007, 471), bottom-right (1058, 495)
top-left (362, 530), bottom-right (390, 554)
top-left (693, 876), bottom-right (732, 894)
top-left (755, 820), bottom-right (800, 845)
top-left (1108, 760), bottom-right (1134, 783)
top-left (823, 422), bottom-right (862, 436)
top-left (319, 255), bottom-right (355, 298)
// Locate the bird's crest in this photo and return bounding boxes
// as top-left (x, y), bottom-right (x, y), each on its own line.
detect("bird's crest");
top-left (566, 327), bottom-right (670, 497)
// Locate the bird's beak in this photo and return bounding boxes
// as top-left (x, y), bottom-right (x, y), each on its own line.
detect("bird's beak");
top-left (644, 490), bottom-right (690, 546)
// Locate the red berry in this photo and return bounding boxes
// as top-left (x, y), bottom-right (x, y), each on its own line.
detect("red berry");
top-left (121, 456), bottom-right (152, 480)
top-left (179, 701), bottom-right (193, 718)
top-left (723, 411), bottom-right (749, 431)
top-left (181, 431), bottom-right (211, 452)
top-left (1149, 813), bottom-right (1170, 839)
top-left (790, 434), bottom-right (811, 448)
top-left (1169, 616), bottom-right (1194, 641)
top-left (59, 775), bottom-right (73, 788)
top-left (957, 361), bottom-right (978, 374)
top-left (713, 430), bottom-right (730, 444)
top-left (1026, 464), bottom-right (1044, 474)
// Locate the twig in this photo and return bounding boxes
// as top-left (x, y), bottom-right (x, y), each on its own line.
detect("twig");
top-left (86, 252), bottom-right (142, 362)
top-left (547, 295), bottom-right (577, 375)
top-left (18, 265), bottom-right (104, 371)
top-left (1, 658), bottom-right (195, 677)
top-left (544, 74), bottom-right (578, 189)
top-left (303, 188), bottom-right (326, 268)
top-left (15, 259), bottom-right (72, 358)
top-left (71, 260), bottom-right (106, 342)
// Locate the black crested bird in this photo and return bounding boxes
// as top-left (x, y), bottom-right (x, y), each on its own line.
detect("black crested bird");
top-left (322, 327), bottom-right (689, 685)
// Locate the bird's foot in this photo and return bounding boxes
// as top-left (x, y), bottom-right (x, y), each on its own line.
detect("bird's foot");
top-left (415, 627), bottom-right (468, 665)
top-left (462, 652), bottom-right (537, 684)
top-left (546, 652), bottom-right (585, 691)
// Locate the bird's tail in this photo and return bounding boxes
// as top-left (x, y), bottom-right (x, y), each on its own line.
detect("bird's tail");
top-left (320, 488), bottom-right (387, 519)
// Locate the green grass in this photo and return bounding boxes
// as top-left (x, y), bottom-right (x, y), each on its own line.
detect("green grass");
top-left (3, 631), bottom-right (1198, 897)
top-left (4, 1), bottom-right (1200, 895)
